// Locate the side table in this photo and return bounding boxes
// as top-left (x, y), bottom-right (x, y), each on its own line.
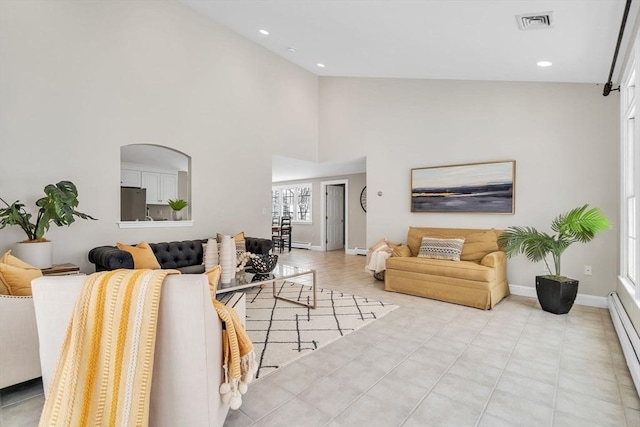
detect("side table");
top-left (41, 263), bottom-right (80, 276)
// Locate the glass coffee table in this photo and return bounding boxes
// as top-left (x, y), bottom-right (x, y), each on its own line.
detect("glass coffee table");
top-left (216, 264), bottom-right (317, 309)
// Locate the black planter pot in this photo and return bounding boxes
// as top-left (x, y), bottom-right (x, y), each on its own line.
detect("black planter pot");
top-left (535, 275), bottom-right (579, 314)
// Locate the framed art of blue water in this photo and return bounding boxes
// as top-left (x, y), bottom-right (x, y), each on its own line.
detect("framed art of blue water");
top-left (411, 160), bottom-right (515, 214)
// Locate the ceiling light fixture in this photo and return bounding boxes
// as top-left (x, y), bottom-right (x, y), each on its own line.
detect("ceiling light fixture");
top-left (287, 47), bottom-right (297, 53)
top-left (537, 61), bottom-right (553, 67)
top-left (316, 63), bottom-right (326, 68)
top-left (259, 29), bottom-right (269, 36)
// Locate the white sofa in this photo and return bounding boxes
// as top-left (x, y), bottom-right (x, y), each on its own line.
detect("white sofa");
top-left (0, 295), bottom-right (42, 388)
top-left (32, 274), bottom-right (245, 427)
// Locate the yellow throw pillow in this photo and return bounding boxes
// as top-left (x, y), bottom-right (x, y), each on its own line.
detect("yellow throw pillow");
top-left (116, 241), bottom-right (161, 269)
top-left (0, 273), bottom-right (11, 295)
top-left (233, 232), bottom-right (245, 242)
top-left (0, 263), bottom-right (43, 296)
top-left (205, 265), bottom-right (221, 295)
top-left (460, 231), bottom-right (499, 262)
top-left (0, 250), bottom-right (39, 270)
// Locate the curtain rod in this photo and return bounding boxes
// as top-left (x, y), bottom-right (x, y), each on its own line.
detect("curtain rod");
top-left (603, 0), bottom-right (633, 96)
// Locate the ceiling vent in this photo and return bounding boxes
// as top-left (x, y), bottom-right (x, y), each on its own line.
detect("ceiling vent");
top-left (516, 12), bottom-right (553, 30)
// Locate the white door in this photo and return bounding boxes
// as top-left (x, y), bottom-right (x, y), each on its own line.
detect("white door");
top-left (326, 185), bottom-right (345, 251)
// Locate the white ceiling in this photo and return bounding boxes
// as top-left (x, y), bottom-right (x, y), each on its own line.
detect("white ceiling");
top-left (272, 156), bottom-right (366, 183)
top-left (181, 0), bottom-right (636, 84)
top-left (179, 0), bottom-right (637, 180)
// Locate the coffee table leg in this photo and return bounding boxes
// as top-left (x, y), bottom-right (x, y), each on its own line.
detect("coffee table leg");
top-left (272, 271), bottom-right (316, 309)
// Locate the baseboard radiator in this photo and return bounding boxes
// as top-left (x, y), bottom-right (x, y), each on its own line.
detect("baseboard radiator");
top-left (608, 292), bottom-right (640, 394)
top-left (290, 241), bottom-right (312, 250)
top-left (354, 247), bottom-right (368, 256)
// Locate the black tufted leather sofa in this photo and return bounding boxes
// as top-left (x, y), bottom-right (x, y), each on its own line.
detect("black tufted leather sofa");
top-left (88, 237), bottom-right (273, 274)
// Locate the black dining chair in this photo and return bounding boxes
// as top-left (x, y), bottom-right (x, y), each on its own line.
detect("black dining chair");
top-left (279, 216), bottom-right (292, 252)
top-left (272, 216), bottom-right (284, 252)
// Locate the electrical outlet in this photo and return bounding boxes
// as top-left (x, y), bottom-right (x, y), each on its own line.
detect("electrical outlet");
top-left (584, 265), bottom-right (592, 275)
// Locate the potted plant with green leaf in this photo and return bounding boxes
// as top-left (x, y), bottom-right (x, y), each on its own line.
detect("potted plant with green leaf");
top-left (168, 198), bottom-right (188, 221)
top-left (498, 204), bottom-right (610, 314)
top-left (0, 180), bottom-right (96, 268)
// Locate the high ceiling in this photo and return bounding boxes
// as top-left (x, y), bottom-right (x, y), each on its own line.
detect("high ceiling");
top-left (181, 0), bottom-right (636, 84)
top-left (179, 0), bottom-right (636, 181)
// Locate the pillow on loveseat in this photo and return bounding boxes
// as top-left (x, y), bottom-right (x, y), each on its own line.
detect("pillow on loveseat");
top-left (417, 236), bottom-right (465, 261)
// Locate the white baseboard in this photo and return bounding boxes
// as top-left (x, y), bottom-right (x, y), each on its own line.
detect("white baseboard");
top-left (290, 241), bottom-right (312, 250)
top-left (508, 284), bottom-right (608, 308)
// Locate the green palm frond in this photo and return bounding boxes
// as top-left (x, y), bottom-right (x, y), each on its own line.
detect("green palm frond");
top-left (500, 205), bottom-right (610, 277)
top-left (551, 204), bottom-right (610, 243)
top-left (499, 227), bottom-right (554, 262)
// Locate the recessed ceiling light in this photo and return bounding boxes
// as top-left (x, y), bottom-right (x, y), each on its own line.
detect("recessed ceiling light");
top-left (537, 61), bottom-right (553, 67)
top-left (259, 29), bottom-right (269, 36)
top-left (316, 63), bottom-right (326, 68)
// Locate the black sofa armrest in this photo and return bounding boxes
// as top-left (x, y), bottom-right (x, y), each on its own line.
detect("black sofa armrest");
top-left (88, 246), bottom-right (134, 271)
top-left (245, 237), bottom-right (273, 255)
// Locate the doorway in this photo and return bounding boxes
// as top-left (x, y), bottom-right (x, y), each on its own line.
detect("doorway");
top-left (323, 181), bottom-right (347, 251)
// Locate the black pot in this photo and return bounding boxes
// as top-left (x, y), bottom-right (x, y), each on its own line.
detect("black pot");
top-left (535, 275), bottom-right (579, 314)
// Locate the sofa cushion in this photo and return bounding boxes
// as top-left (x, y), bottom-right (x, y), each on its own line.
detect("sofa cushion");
top-left (460, 230), bottom-right (499, 262)
top-left (417, 237), bottom-right (465, 261)
top-left (392, 245), bottom-right (412, 257)
top-left (151, 240), bottom-right (204, 269)
top-left (116, 241), bottom-right (161, 269)
top-left (386, 256), bottom-right (496, 282)
top-left (407, 227), bottom-right (502, 256)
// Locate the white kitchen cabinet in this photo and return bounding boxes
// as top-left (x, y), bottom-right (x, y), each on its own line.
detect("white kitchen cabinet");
top-left (142, 171), bottom-right (177, 205)
top-left (121, 169), bottom-right (141, 187)
top-left (161, 173), bottom-right (178, 203)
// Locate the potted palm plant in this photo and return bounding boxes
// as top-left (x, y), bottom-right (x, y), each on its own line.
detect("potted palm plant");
top-left (168, 198), bottom-right (188, 221)
top-left (0, 180), bottom-right (96, 268)
top-left (498, 204), bottom-right (610, 314)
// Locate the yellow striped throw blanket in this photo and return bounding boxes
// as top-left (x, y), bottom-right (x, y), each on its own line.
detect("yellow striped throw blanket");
top-left (212, 299), bottom-right (257, 410)
top-left (39, 269), bottom-right (177, 426)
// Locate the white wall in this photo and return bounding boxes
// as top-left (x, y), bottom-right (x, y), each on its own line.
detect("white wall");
top-left (319, 77), bottom-right (619, 297)
top-left (0, 1), bottom-right (318, 271)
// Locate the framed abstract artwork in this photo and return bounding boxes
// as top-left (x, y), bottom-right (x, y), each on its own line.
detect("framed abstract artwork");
top-left (411, 160), bottom-right (515, 213)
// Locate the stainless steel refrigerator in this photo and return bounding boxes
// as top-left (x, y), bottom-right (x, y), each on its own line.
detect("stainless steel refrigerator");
top-left (120, 187), bottom-right (147, 221)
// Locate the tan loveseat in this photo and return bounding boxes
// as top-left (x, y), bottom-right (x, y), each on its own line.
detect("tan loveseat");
top-left (385, 227), bottom-right (509, 310)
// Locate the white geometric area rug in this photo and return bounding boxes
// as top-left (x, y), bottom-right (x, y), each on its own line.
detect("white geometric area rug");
top-left (218, 282), bottom-right (398, 379)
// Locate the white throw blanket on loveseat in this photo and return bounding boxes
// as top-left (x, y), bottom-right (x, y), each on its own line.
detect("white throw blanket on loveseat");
top-left (365, 239), bottom-right (399, 276)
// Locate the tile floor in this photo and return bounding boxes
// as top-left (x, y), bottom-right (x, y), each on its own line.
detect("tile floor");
top-left (1, 249), bottom-right (638, 427)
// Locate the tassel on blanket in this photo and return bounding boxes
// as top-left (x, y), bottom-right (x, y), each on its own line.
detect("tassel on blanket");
top-left (213, 299), bottom-right (257, 410)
